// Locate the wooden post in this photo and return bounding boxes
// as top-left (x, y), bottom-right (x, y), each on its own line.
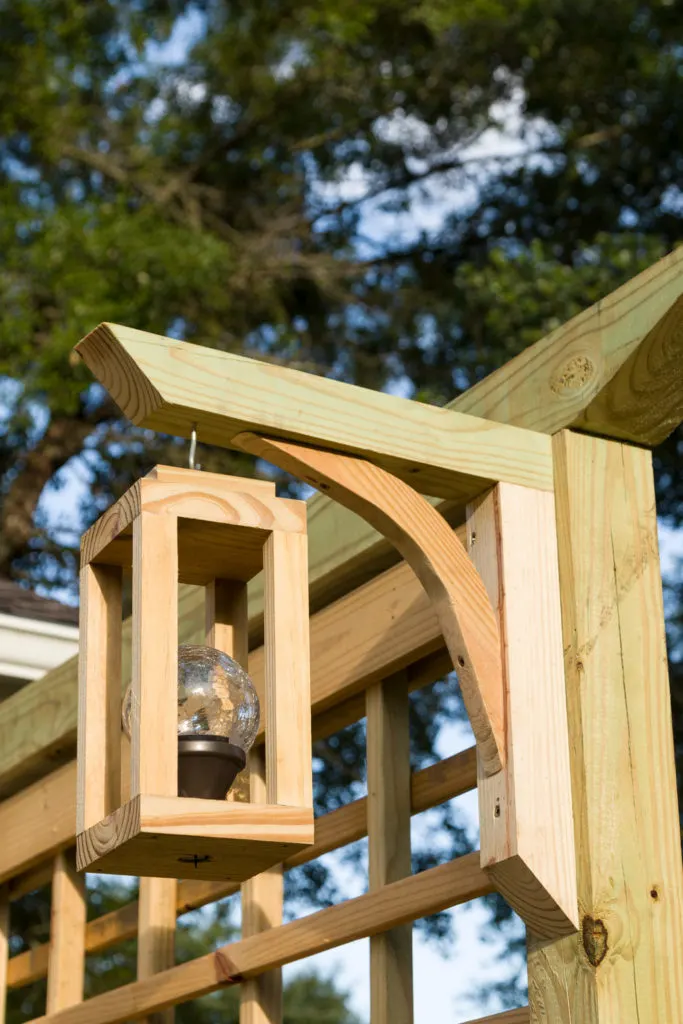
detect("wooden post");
top-left (366, 672), bottom-right (413, 1024)
top-left (77, 563), bottom-right (123, 832)
top-left (263, 531), bottom-right (312, 809)
top-left (527, 431), bottom-right (683, 1020)
top-left (138, 877), bottom-right (177, 1024)
top-left (46, 850), bottom-right (86, 1013)
top-left (131, 512), bottom-right (178, 800)
top-left (0, 890), bottom-right (8, 1024)
top-left (240, 749), bottom-right (284, 1024)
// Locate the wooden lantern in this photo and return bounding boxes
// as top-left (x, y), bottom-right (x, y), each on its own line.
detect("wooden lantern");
top-left (76, 465), bottom-right (314, 882)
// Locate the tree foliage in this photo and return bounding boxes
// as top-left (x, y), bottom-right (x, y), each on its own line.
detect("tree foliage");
top-left (1, 0), bottom-right (683, 1015)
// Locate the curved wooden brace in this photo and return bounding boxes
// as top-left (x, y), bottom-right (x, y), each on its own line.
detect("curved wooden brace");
top-left (233, 432), bottom-right (505, 777)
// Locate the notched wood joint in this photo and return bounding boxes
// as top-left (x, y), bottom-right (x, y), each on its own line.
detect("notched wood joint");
top-left (214, 949), bottom-right (244, 985)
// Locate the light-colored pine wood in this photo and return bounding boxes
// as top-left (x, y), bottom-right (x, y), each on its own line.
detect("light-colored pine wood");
top-left (0, 503), bottom-right (461, 804)
top-left (75, 323), bottom-right (554, 501)
top-left (31, 854), bottom-right (492, 1024)
top-left (526, 432), bottom-right (683, 1021)
top-left (77, 796), bottom-right (314, 880)
top-left (131, 512), bottom-right (178, 800)
top-left (81, 475), bottom-right (305, 585)
top-left (46, 851), bottom-right (86, 1013)
top-left (0, 762), bottom-right (75, 886)
top-left (0, 890), bottom-right (8, 1024)
top-left (467, 484), bottom-right (578, 938)
top-left (77, 563), bottom-right (122, 833)
top-left (237, 433), bottom-right (505, 777)
top-left (206, 579), bottom-right (251, 802)
top-left (138, 877), bottom-right (177, 1024)
top-left (453, 246), bottom-right (683, 441)
top-left (146, 465), bottom-right (276, 497)
top-left (0, 555), bottom-right (456, 887)
top-left (465, 1011), bottom-right (529, 1024)
top-left (240, 748), bottom-right (283, 1024)
top-left (367, 674), bottom-right (413, 1024)
top-left (8, 748), bottom-right (477, 992)
top-left (263, 530), bottom-right (312, 808)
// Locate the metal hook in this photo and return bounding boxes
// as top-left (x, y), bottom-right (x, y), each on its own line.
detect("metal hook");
top-left (189, 424), bottom-right (200, 471)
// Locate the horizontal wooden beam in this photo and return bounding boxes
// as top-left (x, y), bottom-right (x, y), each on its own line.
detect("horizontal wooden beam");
top-left (454, 246), bottom-right (683, 443)
top-left (7, 748), bottom-right (477, 990)
top-left (30, 852), bottom-right (492, 1024)
top-left (465, 1012), bottom-right (528, 1024)
top-left (75, 323), bottom-right (554, 502)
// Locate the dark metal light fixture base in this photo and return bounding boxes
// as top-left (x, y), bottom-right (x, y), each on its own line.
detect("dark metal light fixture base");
top-left (177, 734), bottom-right (246, 800)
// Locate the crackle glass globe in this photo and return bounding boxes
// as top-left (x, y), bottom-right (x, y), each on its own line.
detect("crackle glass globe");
top-left (121, 644), bottom-right (260, 752)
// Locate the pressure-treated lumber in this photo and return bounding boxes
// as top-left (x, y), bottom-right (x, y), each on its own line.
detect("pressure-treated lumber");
top-left (234, 433), bottom-right (504, 777)
top-left (131, 512), bottom-right (178, 801)
top-left (454, 245), bottom-right (683, 442)
top-left (0, 555), bottom-right (454, 887)
top-left (137, 877), bottom-right (177, 1024)
top-left (46, 851), bottom-right (86, 1013)
top-left (240, 749), bottom-right (283, 1024)
top-left (7, 748), bottom-right (477, 991)
top-left (367, 674), bottom-right (413, 1024)
top-left (77, 563), bottom-right (122, 833)
top-left (0, 495), bottom-right (459, 803)
top-left (263, 530), bottom-right (312, 807)
top-left (527, 432), bottom-right (683, 1021)
top-left (205, 579), bottom-right (250, 802)
top-left (77, 796), bottom-right (314, 880)
top-left (0, 891), bottom-right (8, 1024)
top-left (465, 1011), bottom-right (529, 1024)
top-left (468, 484), bottom-right (578, 938)
top-left (29, 854), bottom-right (493, 1024)
top-left (75, 323), bottom-right (554, 502)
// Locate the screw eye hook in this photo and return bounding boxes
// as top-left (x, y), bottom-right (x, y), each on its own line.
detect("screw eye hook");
top-left (189, 424), bottom-right (201, 471)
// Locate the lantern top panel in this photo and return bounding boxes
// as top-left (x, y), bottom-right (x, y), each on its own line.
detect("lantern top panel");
top-left (81, 464), bottom-right (307, 584)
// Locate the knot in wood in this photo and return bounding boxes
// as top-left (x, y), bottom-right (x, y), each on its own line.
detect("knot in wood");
top-left (582, 915), bottom-right (608, 968)
top-left (550, 355), bottom-right (596, 396)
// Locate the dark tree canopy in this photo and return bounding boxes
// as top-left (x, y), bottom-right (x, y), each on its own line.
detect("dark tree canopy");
top-left (1, 0), bottom-right (682, 1015)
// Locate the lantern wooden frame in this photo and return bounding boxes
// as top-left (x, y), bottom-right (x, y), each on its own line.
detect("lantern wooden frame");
top-left (75, 465), bottom-right (314, 882)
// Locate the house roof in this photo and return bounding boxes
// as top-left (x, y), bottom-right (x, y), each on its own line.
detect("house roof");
top-left (0, 577), bottom-right (79, 627)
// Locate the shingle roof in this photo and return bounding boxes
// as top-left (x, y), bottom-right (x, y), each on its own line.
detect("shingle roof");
top-left (0, 578), bottom-right (79, 627)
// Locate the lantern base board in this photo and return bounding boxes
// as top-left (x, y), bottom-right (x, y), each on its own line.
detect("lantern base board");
top-left (76, 795), bottom-right (315, 882)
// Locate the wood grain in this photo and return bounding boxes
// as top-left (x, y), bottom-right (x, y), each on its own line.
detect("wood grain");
top-left (30, 854), bottom-right (492, 1024)
top-left (367, 674), bottom-right (413, 1024)
top-left (526, 432), bottom-right (683, 1022)
top-left (468, 485), bottom-right (578, 939)
top-left (77, 563), bottom-right (122, 833)
top-left (131, 512), bottom-right (178, 800)
top-left (240, 749), bottom-right (283, 1024)
top-left (263, 531), bottom-right (312, 808)
top-left (235, 434), bottom-right (505, 777)
top-left (46, 851), bottom-right (86, 1013)
top-left (75, 323), bottom-right (554, 501)
top-left (8, 749), bottom-right (477, 992)
top-left (77, 797), bottom-right (314, 881)
top-left (138, 877), bottom-right (177, 1024)
top-left (454, 245), bottom-right (683, 441)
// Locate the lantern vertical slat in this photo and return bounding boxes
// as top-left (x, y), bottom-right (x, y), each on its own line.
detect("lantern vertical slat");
top-left (367, 673), bottom-right (414, 1024)
top-left (46, 850), bottom-right (86, 1013)
top-left (205, 580), bottom-right (251, 803)
top-left (77, 563), bottom-right (123, 833)
top-left (0, 889), bottom-right (8, 1024)
top-left (240, 748), bottom-right (284, 1024)
top-left (263, 531), bottom-right (312, 809)
top-left (131, 512), bottom-right (178, 800)
top-left (137, 877), bottom-right (177, 1024)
